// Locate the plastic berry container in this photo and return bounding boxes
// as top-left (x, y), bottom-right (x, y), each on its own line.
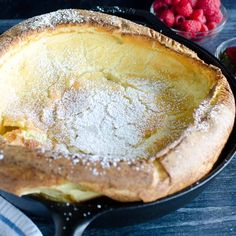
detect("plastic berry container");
top-left (215, 37), bottom-right (236, 78)
top-left (150, 3), bottom-right (228, 43)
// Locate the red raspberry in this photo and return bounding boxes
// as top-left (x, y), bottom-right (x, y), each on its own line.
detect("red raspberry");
top-left (207, 22), bottom-right (217, 30)
top-left (189, 0), bottom-right (198, 8)
top-left (198, 0), bottom-right (221, 8)
top-left (197, 0), bottom-right (221, 16)
top-left (226, 47), bottom-right (236, 66)
top-left (153, 1), bottom-right (168, 15)
top-left (200, 24), bottom-right (209, 36)
top-left (178, 0), bottom-right (189, 7)
top-left (172, 0), bottom-right (181, 5)
top-left (175, 2), bottom-right (193, 17)
top-left (215, 0), bottom-right (221, 7)
top-left (200, 24), bottom-right (209, 32)
top-left (205, 8), bottom-right (218, 16)
top-left (202, 15), bottom-right (207, 24)
top-left (191, 9), bottom-right (207, 24)
top-left (164, 0), bottom-right (172, 4)
top-left (159, 9), bottom-right (175, 27)
top-left (180, 20), bottom-right (202, 33)
top-left (181, 31), bottom-right (195, 39)
top-left (206, 10), bottom-right (223, 23)
top-left (175, 15), bottom-right (185, 26)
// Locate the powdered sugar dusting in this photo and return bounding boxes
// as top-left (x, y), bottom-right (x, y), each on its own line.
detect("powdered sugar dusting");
top-left (193, 100), bottom-right (211, 131)
top-left (23, 9), bottom-right (122, 31)
top-left (25, 9), bottom-right (86, 30)
top-left (45, 75), bottom-right (167, 164)
top-left (192, 100), bottom-right (221, 132)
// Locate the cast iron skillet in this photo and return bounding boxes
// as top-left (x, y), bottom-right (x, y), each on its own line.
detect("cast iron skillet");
top-left (0, 7), bottom-right (236, 236)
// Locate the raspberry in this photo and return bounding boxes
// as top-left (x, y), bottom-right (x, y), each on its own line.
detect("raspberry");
top-left (206, 10), bottom-right (223, 23)
top-left (200, 24), bottom-right (209, 32)
top-left (164, 0), bottom-right (172, 4)
top-left (202, 15), bottom-right (207, 24)
top-left (200, 24), bottom-right (209, 36)
top-left (189, 0), bottom-right (198, 7)
top-left (197, 0), bottom-right (221, 16)
top-left (153, 1), bottom-right (168, 15)
top-left (178, 0), bottom-right (189, 7)
top-left (226, 47), bottom-right (236, 66)
top-left (205, 8), bottom-right (218, 16)
top-left (180, 20), bottom-right (202, 33)
top-left (215, 0), bottom-right (221, 7)
top-left (175, 15), bottom-right (185, 26)
top-left (198, 0), bottom-right (221, 8)
top-left (207, 22), bottom-right (217, 30)
top-left (175, 2), bottom-right (193, 17)
top-left (159, 9), bottom-right (175, 27)
top-left (172, 0), bottom-right (181, 5)
top-left (182, 31), bottom-right (195, 39)
top-left (191, 9), bottom-right (207, 24)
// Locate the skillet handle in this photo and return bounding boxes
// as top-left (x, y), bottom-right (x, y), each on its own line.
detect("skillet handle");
top-left (52, 212), bottom-right (91, 236)
top-left (49, 202), bottom-right (112, 236)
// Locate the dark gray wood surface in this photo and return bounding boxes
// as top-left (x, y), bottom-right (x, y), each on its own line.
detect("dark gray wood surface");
top-left (1, 0), bottom-right (235, 235)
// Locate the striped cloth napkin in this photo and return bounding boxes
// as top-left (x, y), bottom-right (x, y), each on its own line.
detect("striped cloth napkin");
top-left (0, 196), bottom-right (43, 236)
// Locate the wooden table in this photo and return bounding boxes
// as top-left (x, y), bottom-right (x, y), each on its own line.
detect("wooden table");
top-left (1, 0), bottom-right (235, 235)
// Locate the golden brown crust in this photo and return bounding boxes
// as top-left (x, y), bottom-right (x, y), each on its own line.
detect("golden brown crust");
top-left (0, 9), bottom-right (234, 202)
top-left (0, 155), bottom-right (66, 195)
